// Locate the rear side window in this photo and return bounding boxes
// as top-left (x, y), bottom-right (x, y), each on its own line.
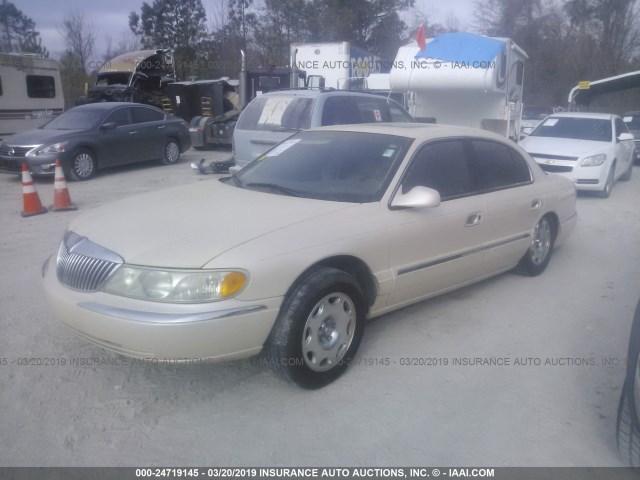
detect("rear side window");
top-left (321, 97), bottom-right (361, 125)
top-left (237, 96), bottom-right (314, 131)
top-left (132, 106), bottom-right (164, 123)
top-left (471, 140), bottom-right (531, 190)
top-left (26, 75), bottom-right (55, 98)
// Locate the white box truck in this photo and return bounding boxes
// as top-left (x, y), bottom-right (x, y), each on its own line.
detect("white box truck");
top-left (389, 32), bottom-right (527, 139)
top-left (291, 42), bottom-right (387, 90)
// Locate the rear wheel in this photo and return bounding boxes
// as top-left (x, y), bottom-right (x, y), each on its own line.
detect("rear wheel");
top-left (68, 148), bottom-right (96, 181)
top-left (518, 215), bottom-right (554, 276)
top-left (265, 267), bottom-right (365, 389)
top-left (161, 139), bottom-right (180, 165)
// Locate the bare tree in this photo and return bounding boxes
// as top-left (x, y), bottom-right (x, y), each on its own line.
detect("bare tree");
top-left (59, 10), bottom-right (95, 74)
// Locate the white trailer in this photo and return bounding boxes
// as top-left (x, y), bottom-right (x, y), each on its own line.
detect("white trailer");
top-left (290, 42), bottom-right (387, 90)
top-left (0, 53), bottom-right (64, 139)
top-left (389, 32), bottom-right (527, 139)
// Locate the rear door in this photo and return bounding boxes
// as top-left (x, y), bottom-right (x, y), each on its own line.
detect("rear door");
top-left (470, 139), bottom-right (539, 273)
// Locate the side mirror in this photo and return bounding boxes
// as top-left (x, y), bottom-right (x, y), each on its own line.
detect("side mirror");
top-left (390, 186), bottom-right (441, 209)
top-left (100, 122), bottom-right (117, 130)
top-left (618, 132), bottom-right (634, 142)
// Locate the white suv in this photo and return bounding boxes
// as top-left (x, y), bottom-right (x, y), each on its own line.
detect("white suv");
top-left (229, 89), bottom-right (413, 173)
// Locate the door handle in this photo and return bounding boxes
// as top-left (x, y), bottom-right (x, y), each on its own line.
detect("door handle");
top-left (465, 212), bottom-right (482, 227)
top-left (530, 199), bottom-right (541, 211)
top-left (158, 125), bottom-right (166, 129)
top-left (129, 130), bottom-right (138, 135)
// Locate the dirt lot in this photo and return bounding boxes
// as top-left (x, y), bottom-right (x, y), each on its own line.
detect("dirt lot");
top-left (1, 149), bottom-right (639, 467)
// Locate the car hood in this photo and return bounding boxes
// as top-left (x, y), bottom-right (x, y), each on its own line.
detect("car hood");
top-left (68, 179), bottom-right (355, 268)
top-left (519, 136), bottom-right (609, 157)
top-left (3, 128), bottom-right (85, 146)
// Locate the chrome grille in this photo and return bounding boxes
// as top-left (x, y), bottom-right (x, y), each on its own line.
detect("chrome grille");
top-left (56, 232), bottom-right (123, 292)
top-left (0, 144), bottom-right (37, 157)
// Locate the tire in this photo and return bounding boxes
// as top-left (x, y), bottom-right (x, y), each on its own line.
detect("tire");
top-left (616, 357), bottom-right (640, 467)
top-left (265, 267), bottom-right (366, 389)
top-left (621, 159), bottom-right (633, 182)
top-left (598, 165), bottom-right (614, 198)
top-left (518, 215), bottom-right (555, 276)
top-left (161, 139), bottom-right (180, 165)
top-left (68, 148), bottom-right (96, 181)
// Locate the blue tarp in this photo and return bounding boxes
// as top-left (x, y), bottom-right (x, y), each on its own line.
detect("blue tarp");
top-left (415, 32), bottom-right (506, 64)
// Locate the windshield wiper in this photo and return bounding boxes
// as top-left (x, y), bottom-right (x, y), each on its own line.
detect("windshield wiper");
top-left (244, 182), bottom-right (302, 197)
top-left (271, 127), bottom-right (301, 132)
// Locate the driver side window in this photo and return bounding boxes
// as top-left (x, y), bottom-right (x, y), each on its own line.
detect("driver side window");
top-left (402, 140), bottom-right (476, 200)
top-left (104, 108), bottom-right (131, 127)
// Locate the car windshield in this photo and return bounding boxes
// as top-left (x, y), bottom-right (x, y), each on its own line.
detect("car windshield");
top-left (43, 109), bottom-right (102, 130)
top-left (623, 114), bottom-right (640, 133)
top-left (529, 116), bottom-right (612, 142)
top-left (236, 96), bottom-right (314, 131)
top-left (229, 130), bottom-right (411, 203)
top-left (522, 106), bottom-right (553, 120)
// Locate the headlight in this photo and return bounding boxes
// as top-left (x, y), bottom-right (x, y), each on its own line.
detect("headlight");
top-left (581, 153), bottom-right (606, 167)
top-left (101, 266), bottom-right (248, 303)
top-left (32, 142), bottom-right (68, 156)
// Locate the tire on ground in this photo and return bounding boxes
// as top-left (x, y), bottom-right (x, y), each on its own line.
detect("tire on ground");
top-left (264, 266), bottom-right (366, 389)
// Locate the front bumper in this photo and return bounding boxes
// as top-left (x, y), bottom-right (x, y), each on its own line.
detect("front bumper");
top-left (535, 160), bottom-right (608, 192)
top-left (42, 254), bottom-right (282, 362)
top-left (0, 153), bottom-right (58, 175)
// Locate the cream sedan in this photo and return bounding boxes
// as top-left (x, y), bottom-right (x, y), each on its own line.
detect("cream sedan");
top-left (43, 124), bottom-right (577, 389)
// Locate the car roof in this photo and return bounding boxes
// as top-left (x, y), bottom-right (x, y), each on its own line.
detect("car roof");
top-left (547, 112), bottom-right (616, 120)
top-left (312, 122), bottom-right (515, 143)
top-left (257, 89), bottom-right (398, 100)
top-left (70, 102), bottom-right (161, 112)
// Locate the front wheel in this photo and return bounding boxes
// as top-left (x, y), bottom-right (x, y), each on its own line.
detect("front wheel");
top-left (518, 215), bottom-right (555, 276)
top-left (598, 165), bottom-right (614, 198)
top-left (161, 139), bottom-right (180, 165)
top-left (68, 148), bottom-right (96, 181)
top-left (616, 353), bottom-right (640, 467)
top-left (265, 267), bottom-right (366, 389)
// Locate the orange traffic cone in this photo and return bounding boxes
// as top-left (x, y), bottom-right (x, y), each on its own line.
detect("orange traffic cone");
top-left (51, 159), bottom-right (77, 211)
top-left (20, 162), bottom-right (48, 217)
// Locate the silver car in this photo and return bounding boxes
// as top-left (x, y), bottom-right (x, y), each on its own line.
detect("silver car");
top-left (230, 89), bottom-right (413, 173)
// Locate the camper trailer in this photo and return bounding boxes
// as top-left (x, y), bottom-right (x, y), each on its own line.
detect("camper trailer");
top-left (390, 32), bottom-right (527, 139)
top-left (0, 53), bottom-right (64, 139)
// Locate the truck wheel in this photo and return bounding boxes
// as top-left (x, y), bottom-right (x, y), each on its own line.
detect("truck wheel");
top-left (265, 267), bottom-right (365, 389)
top-left (161, 139), bottom-right (180, 165)
top-left (68, 148), bottom-right (96, 181)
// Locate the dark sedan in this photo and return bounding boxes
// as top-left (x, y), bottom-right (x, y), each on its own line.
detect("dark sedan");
top-left (0, 102), bottom-right (191, 180)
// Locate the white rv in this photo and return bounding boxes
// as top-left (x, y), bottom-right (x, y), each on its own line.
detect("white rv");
top-left (389, 32), bottom-right (527, 139)
top-left (0, 53), bottom-right (64, 139)
top-left (291, 42), bottom-right (387, 90)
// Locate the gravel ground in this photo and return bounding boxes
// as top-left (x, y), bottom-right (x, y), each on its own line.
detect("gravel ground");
top-left (0, 149), bottom-right (639, 467)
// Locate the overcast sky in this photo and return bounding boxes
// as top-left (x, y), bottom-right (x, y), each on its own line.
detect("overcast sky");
top-left (15, 0), bottom-right (475, 61)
